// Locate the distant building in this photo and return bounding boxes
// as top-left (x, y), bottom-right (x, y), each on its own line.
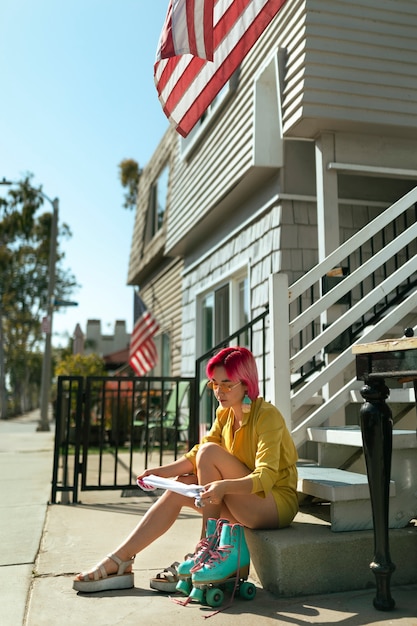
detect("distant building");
top-left (73, 320), bottom-right (131, 371)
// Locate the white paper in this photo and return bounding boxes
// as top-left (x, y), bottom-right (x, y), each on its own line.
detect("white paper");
top-left (138, 474), bottom-right (204, 499)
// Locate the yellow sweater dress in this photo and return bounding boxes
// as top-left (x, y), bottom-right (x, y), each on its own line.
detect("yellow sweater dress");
top-left (184, 397), bottom-right (299, 528)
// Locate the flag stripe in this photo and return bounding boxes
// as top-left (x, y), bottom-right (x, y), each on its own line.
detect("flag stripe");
top-left (130, 338), bottom-right (158, 377)
top-left (200, 0), bottom-right (215, 59)
top-left (129, 294), bottom-right (160, 376)
top-left (154, 0), bottom-right (288, 137)
top-left (161, 0), bottom-right (276, 122)
top-left (156, 0), bottom-right (214, 61)
top-left (130, 313), bottom-right (159, 352)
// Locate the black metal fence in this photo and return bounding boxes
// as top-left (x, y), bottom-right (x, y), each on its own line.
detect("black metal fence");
top-left (51, 375), bottom-right (196, 503)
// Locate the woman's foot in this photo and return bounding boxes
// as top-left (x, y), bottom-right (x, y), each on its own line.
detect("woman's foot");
top-left (73, 553), bottom-right (134, 593)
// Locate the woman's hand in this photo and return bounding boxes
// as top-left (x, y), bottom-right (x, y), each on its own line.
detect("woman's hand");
top-left (136, 466), bottom-right (169, 481)
top-left (137, 457), bottom-right (194, 483)
top-left (200, 480), bottom-right (227, 505)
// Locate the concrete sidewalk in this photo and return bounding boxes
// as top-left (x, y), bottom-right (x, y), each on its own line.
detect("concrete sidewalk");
top-left (1, 410), bottom-right (416, 626)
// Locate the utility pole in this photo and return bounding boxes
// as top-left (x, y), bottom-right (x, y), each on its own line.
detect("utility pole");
top-left (0, 298), bottom-right (7, 419)
top-left (38, 197), bottom-right (59, 432)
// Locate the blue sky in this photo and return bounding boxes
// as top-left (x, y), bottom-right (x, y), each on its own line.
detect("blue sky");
top-left (0, 1), bottom-right (169, 347)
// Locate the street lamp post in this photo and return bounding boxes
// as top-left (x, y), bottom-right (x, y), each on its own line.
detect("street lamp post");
top-left (38, 196), bottom-right (59, 431)
top-left (0, 299), bottom-right (7, 419)
top-left (0, 178), bottom-right (58, 431)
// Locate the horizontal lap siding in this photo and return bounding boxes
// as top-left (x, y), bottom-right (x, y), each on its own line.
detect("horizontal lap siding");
top-left (127, 126), bottom-right (184, 375)
top-left (283, 0), bottom-right (417, 134)
top-left (167, 109), bottom-right (253, 253)
top-left (166, 0), bottom-right (303, 254)
top-left (141, 258), bottom-right (184, 375)
top-left (128, 127), bottom-right (177, 285)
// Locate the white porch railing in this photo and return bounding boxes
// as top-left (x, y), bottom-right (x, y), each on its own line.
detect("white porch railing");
top-left (271, 185), bottom-right (417, 447)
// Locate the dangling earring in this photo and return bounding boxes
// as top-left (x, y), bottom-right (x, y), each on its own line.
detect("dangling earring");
top-left (242, 392), bottom-right (251, 413)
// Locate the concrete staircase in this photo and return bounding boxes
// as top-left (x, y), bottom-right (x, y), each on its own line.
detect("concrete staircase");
top-left (299, 426), bottom-right (417, 531)
top-left (246, 510), bottom-right (417, 598)
top-left (247, 424), bottom-right (417, 597)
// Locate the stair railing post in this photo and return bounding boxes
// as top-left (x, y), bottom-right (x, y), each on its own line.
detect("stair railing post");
top-left (359, 378), bottom-right (396, 611)
top-left (269, 273), bottom-right (291, 430)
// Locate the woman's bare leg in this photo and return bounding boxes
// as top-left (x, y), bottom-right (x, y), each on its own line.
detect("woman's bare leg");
top-left (196, 443), bottom-right (279, 529)
top-left (75, 476), bottom-right (202, 581)
top-left (76, 443), bottom-right (280, 581)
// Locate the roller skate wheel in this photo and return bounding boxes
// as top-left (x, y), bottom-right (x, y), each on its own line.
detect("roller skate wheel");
top-left (176, 578), bottom-right (192, 596)
top-left (206, 587), bottom-right (224, 607)
top-left (239, 581), bottom-right (256, 600)
top-left (189, 586), bottom-right (205, 603)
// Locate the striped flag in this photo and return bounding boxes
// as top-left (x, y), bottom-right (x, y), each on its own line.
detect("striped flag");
top-left (154, 0), bottom-right (288, 137)
top-left (156, 0), bottom-right (214, 61)
top-left (129, 293), bottom-right (160, 376)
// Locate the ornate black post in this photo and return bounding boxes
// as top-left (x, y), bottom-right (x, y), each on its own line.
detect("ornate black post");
top-left (359, 378), bottom-right (396, 611)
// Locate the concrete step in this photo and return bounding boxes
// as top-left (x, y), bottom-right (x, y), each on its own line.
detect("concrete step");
top-left (246, 510), bottom-right (417, 598)
top-left (299, 426), bottom-right (417, 530)
top-left (297, 465), bottom-right (395, 501)
top-left (297, 465), bottom-right (395, 531)
top-left (308, 426), bottom-right (417, 448)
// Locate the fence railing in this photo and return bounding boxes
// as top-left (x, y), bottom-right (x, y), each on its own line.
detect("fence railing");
top-left (52, 375), bottom-right (196, 504)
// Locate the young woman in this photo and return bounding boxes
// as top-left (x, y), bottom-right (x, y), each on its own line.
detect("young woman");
top-left (73, 346), bottom-right (298, 593)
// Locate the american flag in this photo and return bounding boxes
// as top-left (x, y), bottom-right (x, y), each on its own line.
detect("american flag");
top-left (129, 293), bottom-right (160, 376)
top-left (154, 0), bottom-right (288, 137)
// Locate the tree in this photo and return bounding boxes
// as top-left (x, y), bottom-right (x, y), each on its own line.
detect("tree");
top-left (54, 353), bottom-right (107, 378)
top-left (0, 174), bottom-right (77, 416)
top-left (118, 158), bottom-right (141, 210)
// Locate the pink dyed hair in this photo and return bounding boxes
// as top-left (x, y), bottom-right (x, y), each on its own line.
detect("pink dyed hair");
top-left (206, 346), bottom-right (259, 400)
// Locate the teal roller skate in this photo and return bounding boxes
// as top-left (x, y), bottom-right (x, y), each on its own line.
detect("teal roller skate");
top-left (175, 518), bottom-right (227, 597)
top-left (190, 522), bottom-right (256, 608)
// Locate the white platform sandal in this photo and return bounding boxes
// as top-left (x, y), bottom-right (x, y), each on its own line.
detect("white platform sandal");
top-left (73, 553), bottom-right (134, 593)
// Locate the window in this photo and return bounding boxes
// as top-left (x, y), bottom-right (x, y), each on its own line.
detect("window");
top-left (199, 273), bottom-right (249, 354)
top-left (145, 163), bottom-right (169, 241)
top-left (198, 274), bottom-right (249, 429)
top-left (201, 285), bottom-right (229, 353)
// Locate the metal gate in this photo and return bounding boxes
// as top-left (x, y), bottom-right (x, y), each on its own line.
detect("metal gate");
top-left (51, 375), bottom-right (197, 503)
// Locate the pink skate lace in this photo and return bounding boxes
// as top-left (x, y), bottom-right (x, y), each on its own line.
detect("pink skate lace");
top-left (192, 534), bottom-right (216, 566)
top-left (170, 527), bottom-right (223, 607)
top-left (172, 521), bottom-right (241, 617)
top-left (190, 543), bottom-right (233, 573)
top-left (172, 541), bottom-right (242, 618)
top-left (202, 533), bottom-right (243, 619)
top-left (190, 519), bottom-right (226, 571)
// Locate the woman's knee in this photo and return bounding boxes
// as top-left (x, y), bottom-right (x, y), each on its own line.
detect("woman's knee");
top-left (195, 441), bottom-right (221, 464)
